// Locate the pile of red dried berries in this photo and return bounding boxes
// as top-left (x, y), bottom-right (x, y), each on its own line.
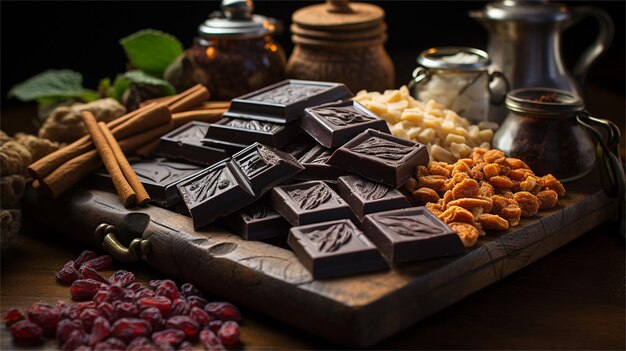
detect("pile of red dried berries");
top-left (4, 250), bottom-right (242, 350)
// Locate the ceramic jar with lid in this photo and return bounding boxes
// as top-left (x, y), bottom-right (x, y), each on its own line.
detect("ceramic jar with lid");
top-left (177, 0), bottom-right (286, 101)
top-left (286, 0), bottom-right (394, 93)
top-left (493, 88), bottom-right (624, 194)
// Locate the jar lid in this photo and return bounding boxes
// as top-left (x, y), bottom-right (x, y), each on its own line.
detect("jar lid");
top-left (469, 1), bottom-right (570, 22)
top-left (417, 47), bottom-right (491, 71)
top-left (505, 87), bottom-right (585, 116)
top-left (292, 0), bottom-right (384, 31)
top-left (198, 0), bottom-right (277, 39)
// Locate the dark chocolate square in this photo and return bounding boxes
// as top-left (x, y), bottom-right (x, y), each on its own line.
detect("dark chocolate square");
top-left (288, 219), bottom-right (388, 279)
top-left (337, 175), bottom-right (411, 222)
top-left (204, 117), bottom-right (300, 149)
top-left (154, 121), bottom-right (230, 166)
top-left (224, 80), bottom-right (353, 124)
top-left (92, 157), bottom-right (205, 208)
top-left (226, 202), bottom-right (290, 241)
top-left (294, 144), bottom-right (347, 181)
top-left (301, 100), bottom-right (390, 148)
top-left (361, 207), bottom-right (466, 263)
top-left (327, 129), bottom-right (429, 187)
top-left (270, 181), bottom-right (356, 226)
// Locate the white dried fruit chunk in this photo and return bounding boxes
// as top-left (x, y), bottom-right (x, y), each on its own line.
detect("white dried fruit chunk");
top-left (0, 141), bottom-right (32, 176)
top-left (39, 98), bottom-right (126, 143)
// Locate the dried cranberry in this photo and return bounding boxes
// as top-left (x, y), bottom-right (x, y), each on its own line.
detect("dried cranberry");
top-left (73, 250), bottom-right (98, 269)
top-left (92, 290), bottom-right (107, 305)
top-left (112, 301), bottom-right (138, 319)
top-left (96, 302), bottom-right (114, 322)
top-left (88, 316), bottom-right (110, 346)
top-left (102, 285), bottom-right (126, 303)
top-left (99, 337), bottom-right (125, 351)
top-left (204, 302), bottom-right (241, 321)
top-left (3, 308), bottom-right (25, 326)
top-left (180, 283), bottom-right (202, 298)
top-left (139, 307), bottom-right (165, 332)
top-left (70, 279), bottom-right (102, 300)
top-left (155, 341), bottom-right (175, 351)
top-left (10, 320), bottom-right (43, 344)
top-left (61, 329), bottom-right (87, 350)
top-left (57, 260), bottom-right (79, 284)
top-left (155, 280), bottom-right (180, 300)
top-left (138, 296), bottom-right (172, 312)
top-left (74, 345), bottom-right (92, 351)
top-left (78, 308), bottom-right (98, 331)
top-left (151, 328), bottom-right (185, 346)
top-left (78, 266), bottom-right (108, 284)
top-left (165, 315), bottom-right (199, 337)
top-left (111, 318), bottom-right (151, 342)
top-left (149, 280), bottom-right (163, 290)
top-left (27, 302), bottom-right (60, 332)
top-left (190, 306), bottom-right (211, 327)
top-left (179, 341), bottom-right (194, 351)
top-left (126, 282), bottom-right (143, 292)
top-left (187, 295), bottom-right (208, 309)
top-left (81, 255), bottom-right (112, 271)
top-left (108, 270), bottom-right (135, 287)
top-left (199, 329), bottom-right (224, 351)
top-left (57, 319), bottom-right (84, 344)
top-left (207, 320), bottom-right (223, 333)
top-left (166, 298), bottom-right (189, 318)
top-left (218, 321), bottom-right (240, 346)
top-left (134, 288), bottom-right (156, 300)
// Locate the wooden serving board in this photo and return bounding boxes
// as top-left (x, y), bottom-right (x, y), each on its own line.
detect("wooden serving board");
top-left (23, 176), bottom-right (619, 347)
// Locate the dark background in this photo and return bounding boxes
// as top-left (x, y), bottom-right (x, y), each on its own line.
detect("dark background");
top-left (1, 1), bottom-right (624, 109)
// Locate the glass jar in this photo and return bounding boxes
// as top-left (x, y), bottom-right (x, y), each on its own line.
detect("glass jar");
top-left (408, 47), bottom-right (509, 124)
top-left (493, 88), bottom-right (624, 190)
top-left (187, 0), bottom-right (286, 101)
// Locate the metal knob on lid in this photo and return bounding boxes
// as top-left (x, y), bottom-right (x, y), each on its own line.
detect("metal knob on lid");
top-left (198, 0), bottom-right (277, 39)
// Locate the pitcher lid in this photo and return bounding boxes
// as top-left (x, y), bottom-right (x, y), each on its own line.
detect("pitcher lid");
top-left (417, 47), bottom-right (491, 71)
top-left (198, 0), bottom-right (278, 39)
top-left (470, 0), bottom-right (570, 22)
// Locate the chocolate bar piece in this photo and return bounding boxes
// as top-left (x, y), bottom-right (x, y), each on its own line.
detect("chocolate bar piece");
top-left (294, 145), bottom-right (347, 181)
top-left (204, 117), bottom-right (300, 149)
top-left (92, 157), bottom-right (205, 208)
top-left (327, 129), bottom-right (429, 187)
top-left (288, 219), bottom-right (388, 279)
top-left (224, 80), bottom-right (353, 124)
top-left (280, 137), bottom-right (316, 159)
top-left (177, 143), bottom-right (304, 229)
top-left (301, 100), bottom-right (390, 148)
top-left (270, 181), bottom-right (355, 226)
top-left (337, 175), bottom-right (411, 222)
top-left (226, 202), bottom-right (290, 241)
top-left (154, 121), bottom-right (230, 166)
top-left (361, 207), bottom-right (466, 263)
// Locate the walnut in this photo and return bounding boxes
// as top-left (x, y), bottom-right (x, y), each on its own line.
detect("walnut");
top-left (489, 175), bottom-right (514, 188)
top-left (39, 98), bottom-right (126, 143)
top-left (425, 202), bottom-right (444, 217)
top-left (412, 187), bottom-right (440, 203)
top-left (418, 175), bottom-right (447, 192)
top-left (513, 191), bottom-right (541, 217)
top-left (541, 174), bottom-right (566, 197)
top-left (476, 214), bottom-right (509, 230)
top-left (491, 195), bottom-right (522, 226)
top-left (451, 161), bottom-right (471, 176)
top-left (439, 205), bottom-right (475, 224)
top-left (478, 181), bottom-right (495, 198)
top-left (428, 162), bottom-right (451, 177)
top-left (1, 209), bottom-right (21, 251)
top-left (1, 175), bottom-right (26, 208)
top-left (536, 189), bottom-right (559, 209)
top-left (448, 222), bottom-right (479, 247)
top-left (483, 149), bottom-right (505, 164)
top-left (14, 133), bottom-right (59, 162)
top-left (451, 179), bottom-right (479, 200)
top-left (0, 141), bottom-right (32, 176)
top-left (447, 197), bottom-right (493, 213)
top-left (0, 130), bottom-right (15, 146)
top-left (483, 163), bottom-right (500, 179)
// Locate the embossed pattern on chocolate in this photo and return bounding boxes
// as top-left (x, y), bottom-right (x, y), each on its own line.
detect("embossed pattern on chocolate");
top-left (308, 221), bottom-right (353, 253)
top-left (155, 121), bottom-right (230, 166)
top-left (350, 137), bottom-right (413, 162)
top-left (336, 175), bottom-right (410, 222)
top-left (169, 123), bottom-right (208, 141)
top-left (294, 145), bottom-right (346, 181)
top-left (314, 106), bottom-right (372, 126)
top-left (226, 119), bottom-right (280, 132)
top-left (354, 180), bottom-right (388, 200)
top-left (361, 207), bottom-right (466, 262)
top-left (182, 164), bottom-right (234, 205)
top-left (234, 144), bottom-right (280, 178)
top-left (249, 84), bottom-right (326, 104)
top-left (288, 183), bottom-right (333, 210)
top-left (133, 162), bottom-right (202, 185)
top-left (241, 203), bottom-right (269, 221)
top-left (288, 219), bottom-right (388, 279)
top-left (227, 202), bottom-right (290, 241)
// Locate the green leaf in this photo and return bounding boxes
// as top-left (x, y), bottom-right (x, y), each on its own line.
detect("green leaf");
top-left (120, 29), bottom-right (184, 78)
top-left (109, 70), bottom-right (176, 101)
top-left (8, 69), bottom-right (97, 102)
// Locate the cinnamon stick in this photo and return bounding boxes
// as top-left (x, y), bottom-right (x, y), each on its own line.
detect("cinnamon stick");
top-left (189, 101), bottom-right (231, 111)
top-left (98, 122), bottom-right (151, 205)
top-left (168, 85), bottom-right (211, 113)
top-left (41, 121), bottom-right (174, 198)
top-left (172, 109), bottom-right (227, 127)
top-left (81, 112), bottom-right (136, 207)
top-left (29, 103), bottom-right (168, 180)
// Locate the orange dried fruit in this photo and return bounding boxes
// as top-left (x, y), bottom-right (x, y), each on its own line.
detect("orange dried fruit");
top-left (476, 214), bottom-right (509, 230)
top-left (438, 205), bottom-right (475, 224)
top-left (536, 189), bottom-right (559, 209)
top-left (451, 179), bottom-right (480, 199)
top-left (412, 187), bottom-right (440, 204)
top-left (447, 222), bottom-right (480, 247)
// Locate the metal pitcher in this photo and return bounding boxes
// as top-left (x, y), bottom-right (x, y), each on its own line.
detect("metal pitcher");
top-left (469, 0), bottom-right (614, 94)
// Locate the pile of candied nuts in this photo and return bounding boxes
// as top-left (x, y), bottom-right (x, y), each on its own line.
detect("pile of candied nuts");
top-left (406, 148), bottom-right (565, 247)
top-left (4, 250), bottom-right (241, 351)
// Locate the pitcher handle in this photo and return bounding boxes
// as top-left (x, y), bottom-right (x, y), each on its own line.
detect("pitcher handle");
top-left (570, 6), bottom-right (614, 86)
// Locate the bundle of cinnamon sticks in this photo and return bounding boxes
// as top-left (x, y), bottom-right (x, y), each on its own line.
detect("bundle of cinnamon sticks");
top-left (29, 84), bottom-right (229, 205)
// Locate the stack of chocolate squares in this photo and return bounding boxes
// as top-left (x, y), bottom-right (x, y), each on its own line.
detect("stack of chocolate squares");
top-left (92, 79), bottom-right (467, 279)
